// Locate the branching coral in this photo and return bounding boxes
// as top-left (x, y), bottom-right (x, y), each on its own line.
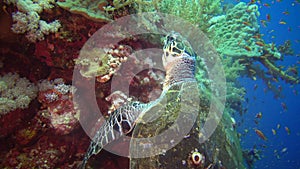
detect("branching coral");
top-left (157, 0), bottom-right (221, 32)
top-left (5, 0), bottom-right (61, 42)
top-left (208, 2), bottom-right (262, 57)
top-left (0, 73), bottom-right (37, 115)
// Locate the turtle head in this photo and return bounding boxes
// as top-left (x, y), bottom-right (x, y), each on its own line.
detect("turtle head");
top-left (162, 31), bottom-right (196, 69)
top-left (162, 31), bottom-right (196, 89)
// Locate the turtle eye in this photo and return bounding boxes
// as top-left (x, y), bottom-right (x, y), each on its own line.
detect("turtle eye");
top-left (172, 47), bottom-right (182, 56)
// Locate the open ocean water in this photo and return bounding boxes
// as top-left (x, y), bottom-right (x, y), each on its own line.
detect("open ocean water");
top-left (237, 0), bottom-right (300, 168)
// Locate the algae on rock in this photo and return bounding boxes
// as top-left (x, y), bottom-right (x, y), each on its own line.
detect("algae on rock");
top-left (57, 0), bottom-right (112, 22)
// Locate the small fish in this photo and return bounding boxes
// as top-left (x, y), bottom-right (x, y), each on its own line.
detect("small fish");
top-left (268, 30), bottom-right (275, 33)
top-left (285, 126), bottom-right (290, 135)
top-left (249, 0), bottom-right (256, 5)
top-left (254, 84), bottom-right (258, 90)
top-left (277, 124), bottom-right (281, 129)
top-left (243, 21), bottom-right (252, 26)
top-left (244, 46), bottom-right (252, 51)
top-left (288, 27), bottom-right (292, 32)
top-left (263, 3), bottom-right (271, 7)
top-left (255, 129), bottom-right (268, 141)
top-left (282, 10), bottom-right (289, 15)
top-left (252, 34), bottom-right (261, 39)
top-left (272, 129), bottom-right (276, 135)
top-left (272, 77), bottom-right (279, 83)
top-left (281, 102), bottom-right (288, 111)
top-left (279, 21), bottom-right (287, 25)
top-left (255, 41), bottom-right (265, 46)
top-left (255, 112), bottom-right (262, 119)
top-left (266, 14), bottom-right (271, 21)
top-left (260, 20), bottom-right (267, 27)
top-left (281, 147), bottom-right (288, 153)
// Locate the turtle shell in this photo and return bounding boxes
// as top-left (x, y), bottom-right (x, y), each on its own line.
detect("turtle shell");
top-left (129, 81), bottom-right (246, 169)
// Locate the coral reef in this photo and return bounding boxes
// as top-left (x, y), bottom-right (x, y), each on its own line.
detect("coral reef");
top-left (208, 2), bottom-right (262, 57)
top-left (208, 2), bottom-right (298, 85)
top-left (0, 73), bottom-right (37, 115)
top-left (37, 78), bottom-right (79, 135)
top-left (0, 0), bottom-right (299, 168)
top-left (4, 0), bottom-right (61, 42)
top-left (75, 44), bottom-right (132, 83)
top-left (157, 0), bottom-right (221, 32)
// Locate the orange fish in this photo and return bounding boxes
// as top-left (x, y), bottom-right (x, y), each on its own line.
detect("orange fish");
top-left (244, 46), bottom-right (252, 51)
top-left (266, 14), bottom-right (271, 22)
top-left (285, 126), bottom-right (290, 135)
top-left (252, 34), bottom-right (261, 39)
top-left (243, 21), bottom-right (252, 26)
top-left (263, 3), bottom-right (270, 7)
top-left (255, 41), bottom-right (265, 46)
top-left (255, 129), bottom-right (268, 141)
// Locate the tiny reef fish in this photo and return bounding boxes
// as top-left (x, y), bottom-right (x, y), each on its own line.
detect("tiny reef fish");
top-left (281, 102), bottom-right (288, 111)
top-left (263, 3), bottom-right (270, 7)
top-left (255, 112), bottom-right (262, 119)
top-left (255, 129), bottom-right (268, 141)
top-left (266, 14), bottom-right (271, 21)
top-left (255, 41), bottom-right (265, 46)
top-left (282, 10), bottom-right (289, 15)
top-left (279, 21), bottom-right (287, 25)
top-left (285, 126), bottom-right (290, 135)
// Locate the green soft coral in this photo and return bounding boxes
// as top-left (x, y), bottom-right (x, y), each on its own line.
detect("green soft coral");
top-left (157, 0), bottom-right (221, 32)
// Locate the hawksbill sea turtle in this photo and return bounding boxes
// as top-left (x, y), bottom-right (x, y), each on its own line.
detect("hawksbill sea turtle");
top-left (79, 31), bottom-right (246, 169)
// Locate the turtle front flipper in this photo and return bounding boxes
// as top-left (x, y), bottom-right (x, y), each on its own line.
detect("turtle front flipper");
top-left (79, 101), bottom-right (148, 169)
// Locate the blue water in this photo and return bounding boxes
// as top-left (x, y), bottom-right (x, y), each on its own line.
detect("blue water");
top-left (236, 1), bottom-right (300, 168)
